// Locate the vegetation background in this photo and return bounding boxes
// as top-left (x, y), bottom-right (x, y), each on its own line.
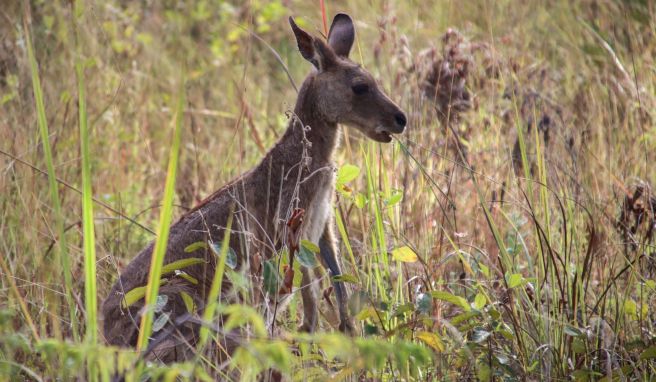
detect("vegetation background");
top-left (1, 0), bottom-right (655, 380)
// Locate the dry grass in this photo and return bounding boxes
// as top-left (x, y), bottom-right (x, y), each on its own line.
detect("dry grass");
top-left (1, 0), bottom-right (655, 380)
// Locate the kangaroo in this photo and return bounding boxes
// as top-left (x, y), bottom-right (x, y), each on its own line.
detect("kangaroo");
top-left (102, 13), bottom-right (406, 361)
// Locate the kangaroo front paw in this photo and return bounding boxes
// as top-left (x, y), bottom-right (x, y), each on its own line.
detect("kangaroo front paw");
top-left (298, 321), bottom-right (316, 333)
top-left (338, 319), bottom-right (355, 335)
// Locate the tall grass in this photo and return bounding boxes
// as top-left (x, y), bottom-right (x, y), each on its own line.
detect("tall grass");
top-left (199, 210), bottom-right (233, 348)
top-left (72, 0), bottom-right (97, 346)
top-left (23, 1), bottom-right (79, 342)
top-left (136, 81), bottom-right (185, 352)
top-left (1, 0), bottom-right (655, 380)
top-left (0, 254), bottom-right (39, 341)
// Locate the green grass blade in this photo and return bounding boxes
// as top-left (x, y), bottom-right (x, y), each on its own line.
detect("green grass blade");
top-left (334, 207), bottom-right (358, 280)
top-left (0, 253), bottom-right (40, 341)
top-left (72, 0), bottom-right (97, 345)
top-left (199, 209), bottom-right (233, 348)
top-left (23, 6), bottom-right (78, 341)
top-left (136, 81), bottom-right (185, 352)
top-left (363, 143), bottom-right (388, 301)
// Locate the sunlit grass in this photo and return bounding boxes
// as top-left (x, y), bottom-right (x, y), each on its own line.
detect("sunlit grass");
top-left (0, 0), bottom-right (655, 380)
top-left (199, 210), bottom-right (233, 348)
top-left (72, 0), bottom-right (98, 347)
top-left (136, 81), bottom-right (186, 352)
top-left (23, 3), bottom-right (78, 341)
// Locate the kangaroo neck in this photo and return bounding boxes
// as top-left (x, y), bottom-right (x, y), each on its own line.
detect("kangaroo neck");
top-left (275, 75), bottom-right (340, 170)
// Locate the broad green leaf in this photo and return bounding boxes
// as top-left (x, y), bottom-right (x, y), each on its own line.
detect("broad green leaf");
top-left (300, 240), bottom-right (320, 253)
top-left (336, 164), bottom-right (360, 186)
top-left (121, 279), bottom-right (168, 308)
top-left (225, 248), bottom-right (238, 270)
top-left (430, 291), bottom-right (471, 311)
top-left (161, 258), bottom-right (205, 275)
top-left (263, 260), bottom-right (281, 295)
top-left (209, 241), bottom-right (221, 255)
top-left (297, 244), bottom-right (318, 268)
top-left (180, 291), bottom-right (195, 313)
top-left (564, 325), bottom-right (584, 337)
top-left (498, 327), bottom-right (514, 340)
top-left (175, 270), bottom-right (199, 285)
top-left (473, 293), bottom-right (487, 310)
top-left (385, 189), bottom-right (403, 206)
top-left (354, 193), bottom-right (367, 209)
top-left (338, 184), bottom-right (353, 197)
top-left (152, 312), bottom-right (170, 332)
top-left (154, 294), bottom-right (168, 313)
top-left (184, 241), bottom-right (207, 253)
top-left (392, 246), bottom-right (418, 262)
top-left (210, 242), bottom-right (238, 269)
top-left (416, 331), bottom-right (444, 352)
top-left (507, 273), bottom-right (523, 288)
top-left (122, 286), bottom-right (148, 309)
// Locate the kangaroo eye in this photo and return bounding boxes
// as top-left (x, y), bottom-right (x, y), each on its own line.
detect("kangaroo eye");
top-left (352, 83), bottom-right (369, 95)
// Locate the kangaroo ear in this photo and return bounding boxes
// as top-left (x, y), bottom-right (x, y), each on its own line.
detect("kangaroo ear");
top-left (290, 16), bottom-right (337, 71)
top-left (327, 13), bottom-right (355, 58)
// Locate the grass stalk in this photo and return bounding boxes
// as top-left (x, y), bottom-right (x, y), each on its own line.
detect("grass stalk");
top-left (135, 81), bottom-right (185, 352)
top-left (23, 2), bottom-right (79, 342)
top-left (71, 0), bottom-right (98, 347)
top-left (364, 143), bottom-right (389, 301)
top-left (334, 208), bottom-right (358, 279)
top-left (199, 209), bottom-right (233, 348)
top-left (0, 253), bottom-right (40, 341)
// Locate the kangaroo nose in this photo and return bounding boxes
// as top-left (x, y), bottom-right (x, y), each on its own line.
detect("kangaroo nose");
top-left (394, 112), bottom-right (407, 128)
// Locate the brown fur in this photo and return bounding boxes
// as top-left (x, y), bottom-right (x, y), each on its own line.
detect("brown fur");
top-left (101, 13), bottom-right (406, 361)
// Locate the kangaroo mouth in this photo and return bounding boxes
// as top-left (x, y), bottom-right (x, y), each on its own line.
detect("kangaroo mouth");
top-left (368, 130), bottom-right (393, 143)
top-left (367, 126), bottom-right (395, 143)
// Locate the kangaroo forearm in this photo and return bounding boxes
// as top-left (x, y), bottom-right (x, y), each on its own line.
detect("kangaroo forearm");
top-left (318, 225), bottom-right (347, 307)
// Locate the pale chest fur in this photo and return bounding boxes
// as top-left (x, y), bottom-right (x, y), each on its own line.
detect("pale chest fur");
top-left (302, 171), bottom-right (335, 244)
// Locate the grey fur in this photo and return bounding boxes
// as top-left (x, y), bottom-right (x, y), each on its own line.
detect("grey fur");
top-left (101, 13), bottom-right (406, 362)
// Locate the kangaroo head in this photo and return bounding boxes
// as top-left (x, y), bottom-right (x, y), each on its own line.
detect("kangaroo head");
top-left (290, 14), bottom-right (407, 143)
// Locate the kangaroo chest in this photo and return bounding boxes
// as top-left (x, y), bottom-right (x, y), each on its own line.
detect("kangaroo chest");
top-left (302, 170), bottom-right (335, 244)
